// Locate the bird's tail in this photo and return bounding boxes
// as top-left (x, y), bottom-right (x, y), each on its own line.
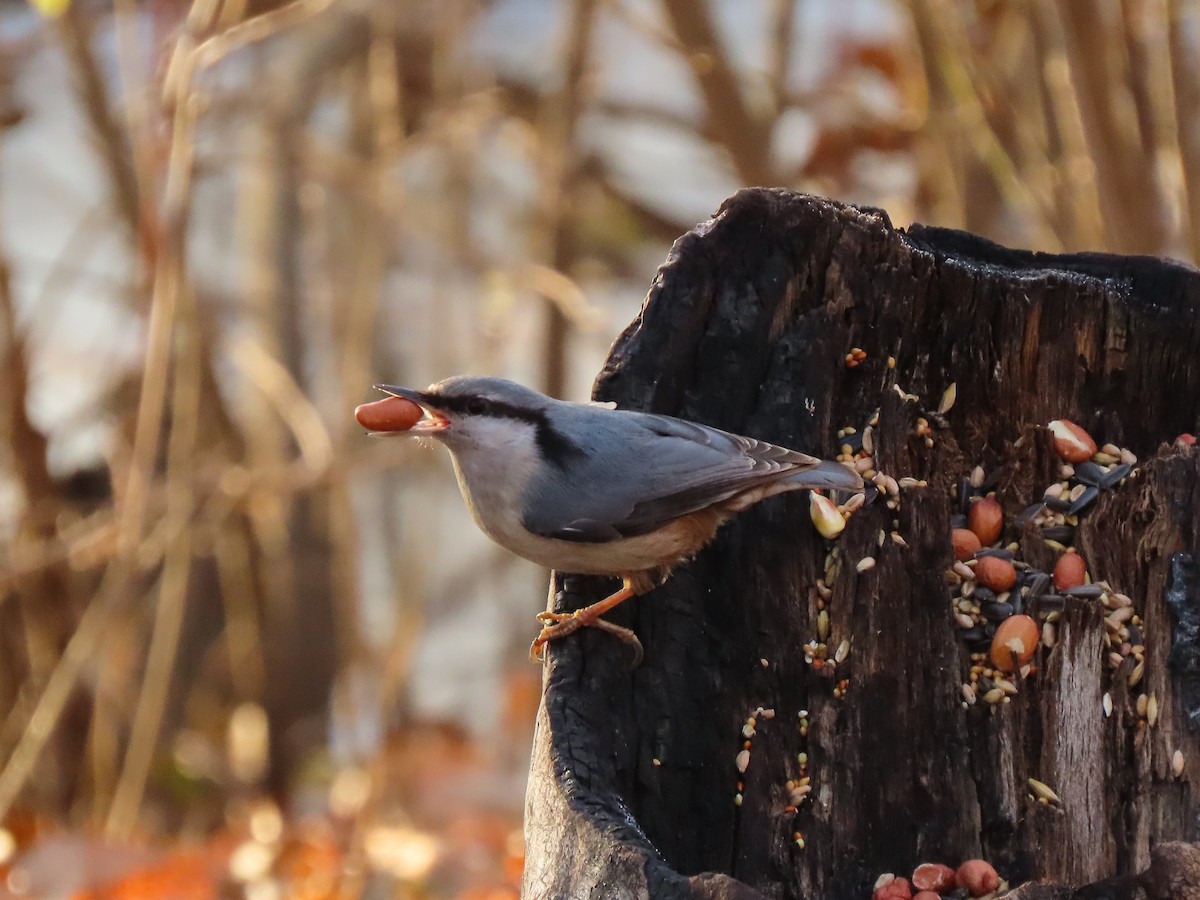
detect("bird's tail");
top-left (792, 460), bottom-right (864, 493)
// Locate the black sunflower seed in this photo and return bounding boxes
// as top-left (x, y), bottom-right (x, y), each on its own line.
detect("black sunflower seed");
top-left (1067, 485), bottom-right (1100, 515)
top-left (1026, 572), bottom-right (1050, 603)
top-left (1100, 463), bottom-right (1132, 488)
top-left (1073, 462), bottom-right (1106, 486)
top-left (1039, 593), bottom-right (1066, 611)
top-left (1041, 525), bottom-right (1075, 543)
top-left (977, 548), bottom-right (1014, 561)
top-left (982, 602), bottom-right (1014, 621)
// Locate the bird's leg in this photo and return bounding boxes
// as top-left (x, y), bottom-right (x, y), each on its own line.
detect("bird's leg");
top-left (530, 578), bottom-right (643, 664)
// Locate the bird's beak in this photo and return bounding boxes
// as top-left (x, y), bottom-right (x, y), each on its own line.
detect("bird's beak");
top-left (373, 384), bottom-right (451, 435)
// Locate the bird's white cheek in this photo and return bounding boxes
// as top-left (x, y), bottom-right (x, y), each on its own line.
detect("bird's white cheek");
top-left (438, 419), bottom-right (543, 552)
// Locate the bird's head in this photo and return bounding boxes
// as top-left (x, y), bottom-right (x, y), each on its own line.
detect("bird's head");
top-left (373, 376), bottom-right (561, 455)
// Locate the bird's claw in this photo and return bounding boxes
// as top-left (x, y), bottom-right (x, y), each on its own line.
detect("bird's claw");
top-left (529, 612), bottom-right (644, 667)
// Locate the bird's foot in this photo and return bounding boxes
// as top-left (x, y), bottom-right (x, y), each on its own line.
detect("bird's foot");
top-left (529, 610), bottom-right (643, 667)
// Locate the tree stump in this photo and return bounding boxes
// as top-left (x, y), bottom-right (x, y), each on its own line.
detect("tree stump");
top-left (522, 190), bottom-right (1200, 900)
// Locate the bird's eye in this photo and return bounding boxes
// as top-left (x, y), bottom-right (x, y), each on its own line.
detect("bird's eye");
top-left (466, 398), bottom-right (488, 415)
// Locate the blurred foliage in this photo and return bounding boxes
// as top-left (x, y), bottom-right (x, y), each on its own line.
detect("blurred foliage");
top-left (0, 0), bottom-right (1196, 895)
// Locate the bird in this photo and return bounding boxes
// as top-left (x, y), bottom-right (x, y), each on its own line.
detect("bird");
top-left (362, 376), bottom-right (863, 664)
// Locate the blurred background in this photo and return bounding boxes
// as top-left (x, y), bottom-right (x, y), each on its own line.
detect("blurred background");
top-left (0, 0), bottom-right (1196, 896)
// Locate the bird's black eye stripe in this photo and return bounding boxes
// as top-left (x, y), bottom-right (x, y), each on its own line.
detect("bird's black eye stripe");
top-left (428, 392), bottom-right (585, 467)
top-left (434, 394), bottom-right (536, 422)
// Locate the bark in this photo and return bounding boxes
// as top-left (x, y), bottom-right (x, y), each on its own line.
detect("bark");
top-left (523, 190), bottom-right (1200, 899)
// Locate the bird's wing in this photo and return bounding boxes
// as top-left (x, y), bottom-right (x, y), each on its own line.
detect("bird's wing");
top-left (521, 409), bottom-right (834, 543)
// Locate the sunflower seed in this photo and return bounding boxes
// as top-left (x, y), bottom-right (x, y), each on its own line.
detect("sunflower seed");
top-left (982, 466), bottom-right (1007, 491)
top-left (1015, 502), bottom-right (1047, 527)
top-left (1041, 525), bottom-right (1075, 543)
top-left (958, 478), bottom-right (975, 511)
top-left (1042, 621), bottom-right (1056, 648)
top-left (1026, 573), bottom-right (1050, 603)
top-left (1067, 485), bottom-right (1099, 514)
top-left (973, 586), bottom-right (996, 605)
top-left (960, 626), bottom-right (988, 646)
top-left (976, 548), bottom-right (1015, 561)
top-left (1064, 584), bottom-right (1103, 599)
top-left (1028, 778), bottom-right (1062, 805)
top-left (995, 678), bottom-right (1019, 695)
top-left (937, 383), bottom-right (957, 415)
top-left (1129, 660), bottom-right (1145, 687)
top-left (1100, 463), bottom-right (1132, 488)
top-left (1039, 593), bottom-right (1066, 611)
top-left (1107, 606), bottom-right (1134, 625)
top-left (982, 602), bottom-right (1014, 621)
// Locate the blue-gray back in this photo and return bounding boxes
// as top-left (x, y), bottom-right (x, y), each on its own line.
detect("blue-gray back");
top-left (520, 400), bottom-right (823, 542)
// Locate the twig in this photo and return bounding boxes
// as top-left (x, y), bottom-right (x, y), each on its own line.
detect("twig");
top-left (766, 0), bottom-right (796, 115)
top-left (660, 0), bottom-right (773, 185)
top-left (0, 561), bottom-right (128, 822)
top-left (105, 279), bottom-right (201, 841)
top-left (1168, 0), bottom-right (1200, 263)
top-left (1027, 2), bottom-right (1106, 248)
top-left (55, 3), bottom-right (147, 266)
top-left (906, 0), bottom-right (1063, 250)
top-left (228, 336), bottom-right (334, 479)
top-left (0, 256), bottom-right (68, 682)
top-left (1056, 0), bottom-right (1167, 252)
top-left (538, 0), bottom-right (598, 398)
